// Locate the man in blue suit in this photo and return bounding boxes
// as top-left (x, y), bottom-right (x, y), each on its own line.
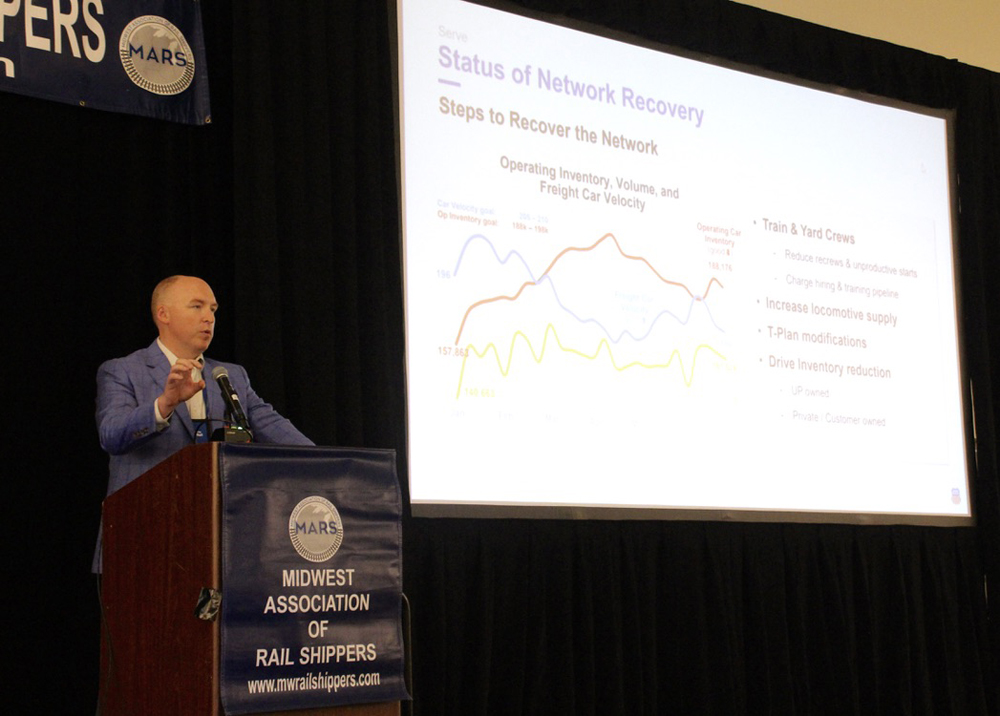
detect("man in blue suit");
top-left (93, 275), bottom-right (313, 571)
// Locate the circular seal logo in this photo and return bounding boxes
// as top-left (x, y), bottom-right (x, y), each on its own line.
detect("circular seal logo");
top-left (119, 16), bottom-right (195, 96)
top-left (288, 496), bottom-right (344, 563)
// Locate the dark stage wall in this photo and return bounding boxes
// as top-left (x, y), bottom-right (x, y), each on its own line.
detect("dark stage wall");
top-left (5, 1), bottom-right (1000, 713)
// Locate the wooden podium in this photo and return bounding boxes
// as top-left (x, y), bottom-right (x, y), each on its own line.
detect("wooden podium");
top-left (99, 443), bottom-right (400, 716)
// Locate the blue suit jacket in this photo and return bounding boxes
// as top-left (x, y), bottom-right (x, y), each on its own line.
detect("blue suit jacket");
top-left (93, 340), bottom-right (313, 571)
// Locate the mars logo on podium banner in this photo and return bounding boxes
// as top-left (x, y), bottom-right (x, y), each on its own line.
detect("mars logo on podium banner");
top-left (219, 445), bottom-right (409, 713)
top-left (288, 496), bottom-right (345, 562)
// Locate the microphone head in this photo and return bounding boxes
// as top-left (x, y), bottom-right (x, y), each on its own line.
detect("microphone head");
top-left (211, 365), bottom-right (229, 381)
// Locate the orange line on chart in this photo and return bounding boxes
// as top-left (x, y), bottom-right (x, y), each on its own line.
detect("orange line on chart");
top-left (453, 232), bottom-right (725, 345)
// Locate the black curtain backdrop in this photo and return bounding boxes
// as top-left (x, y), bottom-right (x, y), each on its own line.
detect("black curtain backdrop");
top-left (4, 1), bottom-right (1000, 713)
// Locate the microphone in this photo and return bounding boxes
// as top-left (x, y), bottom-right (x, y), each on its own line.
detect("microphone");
top-left (211, 365), bottom-right (253, 437)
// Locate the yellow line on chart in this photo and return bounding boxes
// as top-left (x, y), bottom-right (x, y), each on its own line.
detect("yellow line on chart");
top-left (454, 323), bottom-right (727, 397)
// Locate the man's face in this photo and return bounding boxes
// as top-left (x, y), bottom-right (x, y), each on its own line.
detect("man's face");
top-left (157, 277), bottom-right (218, 358)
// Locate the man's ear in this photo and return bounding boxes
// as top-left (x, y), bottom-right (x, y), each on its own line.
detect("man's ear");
top-left (156, 305), bottom-right (170, 325)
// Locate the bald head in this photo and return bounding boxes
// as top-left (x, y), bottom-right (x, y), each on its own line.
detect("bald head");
top-left (151, 276), bottom-right (182, 323)
top-left (152, 275), bottom-right (218, 358)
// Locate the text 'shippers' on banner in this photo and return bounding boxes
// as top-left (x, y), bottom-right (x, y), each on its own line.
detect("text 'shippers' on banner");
top-left (219, 445), bottom-right (410, 715)
top-left (0, 0), bottom-right (210, 125)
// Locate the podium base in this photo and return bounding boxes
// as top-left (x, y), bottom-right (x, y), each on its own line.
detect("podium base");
top-left (100, 444), bottom-right (404, 716)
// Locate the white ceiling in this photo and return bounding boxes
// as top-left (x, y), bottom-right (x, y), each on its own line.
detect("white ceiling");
top-left (731, 0), bottom-right (1000, 74)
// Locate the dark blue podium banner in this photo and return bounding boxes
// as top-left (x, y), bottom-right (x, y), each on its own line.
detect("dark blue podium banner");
top-left (219, 445), bottom-right (409, 715)
top-left (0, 0), bottom-right (210, 124)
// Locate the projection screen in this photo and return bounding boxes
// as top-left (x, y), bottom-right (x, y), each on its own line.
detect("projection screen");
top-left (395, 0), bottom-right (973, 525)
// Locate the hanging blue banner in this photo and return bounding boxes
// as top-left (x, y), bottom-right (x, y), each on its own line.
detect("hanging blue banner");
top-left (0, 0), bottom-right (210, 124)
top-left (218, 444), bottom-right (409, 715)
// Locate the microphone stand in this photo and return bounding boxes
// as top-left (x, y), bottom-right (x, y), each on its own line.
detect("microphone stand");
top-left (210, 405), bottom-right (254, 443)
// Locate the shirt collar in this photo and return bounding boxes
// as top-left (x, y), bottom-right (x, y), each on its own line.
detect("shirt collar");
top-left (156, 338), bottom-right (204, 376)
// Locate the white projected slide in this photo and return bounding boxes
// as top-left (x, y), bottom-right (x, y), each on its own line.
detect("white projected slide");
top-left (397, 0), bottom-right (971, 522)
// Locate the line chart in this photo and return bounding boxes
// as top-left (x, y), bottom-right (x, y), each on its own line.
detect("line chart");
top-left (457, 270), bottom-right (727, 353)
top-left (453, 232), bottom-right (725, 345)
top-left (455, 322), bottom-right (727, 397)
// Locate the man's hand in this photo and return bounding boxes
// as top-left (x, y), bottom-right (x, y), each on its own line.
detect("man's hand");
top-left (156, 358), bottom-right (205, 418)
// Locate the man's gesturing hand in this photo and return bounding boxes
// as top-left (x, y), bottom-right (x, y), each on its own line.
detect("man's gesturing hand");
top-left (156, 358), bottom-right (205, 419)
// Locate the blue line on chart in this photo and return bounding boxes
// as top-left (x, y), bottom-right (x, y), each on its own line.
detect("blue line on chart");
top-left (438, 78), bottom-right (462, 87)
top-left (453, 234), bottom-right (538, 281)
top-left (452, 234), bottom-right (726, 340)
top-left (532, 274), bottom-right (726, 341)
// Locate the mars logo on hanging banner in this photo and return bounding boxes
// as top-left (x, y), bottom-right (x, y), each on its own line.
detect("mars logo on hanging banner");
top-left (289, 496), bottom-right (345, 562)
top-left (0, 0), bottom-right (210, 124)
top-left (119, 15), bottom-right (194, 95)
